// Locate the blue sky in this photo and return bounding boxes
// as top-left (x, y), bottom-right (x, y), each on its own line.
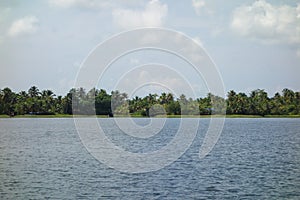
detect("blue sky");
top-left (0, 0), bottom-right (299, 97)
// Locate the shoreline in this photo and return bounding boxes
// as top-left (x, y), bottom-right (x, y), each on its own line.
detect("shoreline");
top-left (1, 114), bottom-right (300, 118)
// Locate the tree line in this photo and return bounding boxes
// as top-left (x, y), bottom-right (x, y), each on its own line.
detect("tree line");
top-left (0, 86), bottom-right (299, 117)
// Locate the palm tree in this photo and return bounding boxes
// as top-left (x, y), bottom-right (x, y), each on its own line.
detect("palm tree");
top-left (159, 92), bottom-right (167, 105)
top-left (235, 93), bottom-right (249, 114)
top-left (249, 89), bottom-right (269, 116)
top-left (14, 91), bottom-right (29, 115)
top-left (41, 89), bottom-right (55, 113)
top-left (1, 87), bottom-right (16, 115)
top-left (28, 86), bottom-right (40, 98)
top-left (227, 90), bottom-right (237, 114)
top-left (270, 92), bottom-right (283, 114)
top-left (166, 93), bottom-right (174, 104)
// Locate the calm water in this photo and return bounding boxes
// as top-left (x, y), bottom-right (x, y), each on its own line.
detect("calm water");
top-left (0, 118), bottom-right (299, 199)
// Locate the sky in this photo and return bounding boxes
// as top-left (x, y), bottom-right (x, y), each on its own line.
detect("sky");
top-left (0, 0), bottom-right (299, 98)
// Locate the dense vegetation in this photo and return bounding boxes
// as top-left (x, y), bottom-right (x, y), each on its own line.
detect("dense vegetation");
top-left (0, 86), bottom-right (299, 117)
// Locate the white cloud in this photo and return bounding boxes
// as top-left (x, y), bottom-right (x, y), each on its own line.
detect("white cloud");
top-left (49, 0), bottom-right (113, 9)
top-left (231, 1), bottom-right (300, 45)
top-left (117, 65), bottom-right (193, 98)
top-left (8, 16), bottom-right (39, 37)
top-left (193, 36), bottom-right (204, 47)
top-left (112, 0), bottom-right (168, 29)
top-left (192, 0), bottom-right (205, 15)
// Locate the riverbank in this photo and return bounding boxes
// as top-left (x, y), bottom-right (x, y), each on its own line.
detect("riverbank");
top-left (1, 114), bottom-right (300, 118)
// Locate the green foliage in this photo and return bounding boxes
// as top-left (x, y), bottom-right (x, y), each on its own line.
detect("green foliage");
top-left (0, 86), bottom-right (299, 116)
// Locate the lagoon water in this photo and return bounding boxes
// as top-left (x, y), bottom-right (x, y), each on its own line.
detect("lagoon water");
top-left (0, 118), bottom-right (299, 199)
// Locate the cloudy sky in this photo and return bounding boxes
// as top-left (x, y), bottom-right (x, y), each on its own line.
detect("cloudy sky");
top-left (0, 0), bottom-right (299, 97)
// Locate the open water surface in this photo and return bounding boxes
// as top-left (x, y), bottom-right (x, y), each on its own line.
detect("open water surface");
top-left (0, 118), bottom-right (299, 199)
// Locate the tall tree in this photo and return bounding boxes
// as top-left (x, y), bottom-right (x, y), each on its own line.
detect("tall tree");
top-left (249, 89), bottom-right (269, 116)
top-left (1, 88), bottom-right (16, 115)
top-left (41, 89), bottom-right (55, 113)
top-left (28, 86), bottom-right (40, 98)
top-left (95, 89), bottom-right (112, 115)
top-left (227, 90), bottom-right (237, 114)
top-left (14, 91), bottom-right (28, 115)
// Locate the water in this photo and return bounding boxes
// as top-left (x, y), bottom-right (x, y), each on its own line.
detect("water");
top-left (0, 118), bottom-right (299, 199)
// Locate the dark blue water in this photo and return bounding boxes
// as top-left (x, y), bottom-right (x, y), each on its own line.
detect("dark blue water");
top-left (0, 118), bottom-right (299, 199)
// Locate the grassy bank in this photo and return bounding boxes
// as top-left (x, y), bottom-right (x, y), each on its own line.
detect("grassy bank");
top-left (165, 114), bottom-right (300, 118)
top-left (1, 114), bottom-right (300, 118)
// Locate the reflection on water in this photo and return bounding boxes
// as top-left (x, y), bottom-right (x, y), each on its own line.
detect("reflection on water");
top-left (0, 118), bottom-right (299, 199)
